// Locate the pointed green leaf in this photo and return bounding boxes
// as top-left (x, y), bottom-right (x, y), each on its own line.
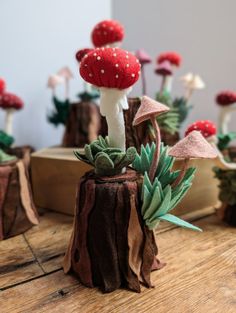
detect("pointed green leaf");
top-left (159, 214), bottom-right (202, 232)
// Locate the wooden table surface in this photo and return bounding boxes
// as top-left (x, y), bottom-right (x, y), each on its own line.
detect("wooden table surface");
top-left (0, 209), bottom-right (236, 313)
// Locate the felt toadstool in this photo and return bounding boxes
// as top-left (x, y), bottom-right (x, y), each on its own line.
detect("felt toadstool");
top-left (75, 48), bottom-right (93, 63)
top-left (169, 130), bottom-right (217, 187)
top-left (216, 90), bottom-right (236, 134)
top-left (181, 74), bottom-right (205, 102)
top-left (135, 49), bottom-right (152, 95)
top-left (47, 74), bottom-right (64, 95)
top-left (155, 60), bottom-right (173, 95)
top-left (0, 92), bottom-right (24, 135)
top-left (133, 95), bottom-right (170, 182)
top-left (57, 67), bottom-right (74, 99)
top-left (0, 78), bottom-right (6, 94)
top-left (80, 47), bottom-right (140, 151)
top-left (91, 19), bottom-right (124, 48)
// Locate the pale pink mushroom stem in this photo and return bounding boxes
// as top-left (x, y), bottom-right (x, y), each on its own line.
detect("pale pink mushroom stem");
top-left (172, 158), bottom-right (189, 188)
top-left (149, 115), bottom-right (161, 182)
top-left (141, 66), bottom-right (147, 95)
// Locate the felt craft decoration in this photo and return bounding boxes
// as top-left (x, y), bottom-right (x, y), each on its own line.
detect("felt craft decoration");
top-left (57, 67), bottom-right (74, 100)
top-left (80, 47), bottom-right (141, 151)
top-left (135, 49), bottom-right (152, 95)
top-left (91, 19), bottom-right (124, 48)
top-left (181, 73), bottom-right (205, 102)
top-left (0, 78), bottom-right (6, 94)
top-left (155, 60), bottom-right (173, 95)
top-left (157, 51), bottom-right (182, 67)
top-left (216, 90), bottom-right (236, 134)
top-left (0, 91), bottom-right (24, 135)
top-left (76, 48), bottom-right (94, 63)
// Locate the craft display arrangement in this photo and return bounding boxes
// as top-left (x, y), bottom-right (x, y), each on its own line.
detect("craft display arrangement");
top-left (0, 78), bottom-right (39, 240)
top-left (63, 47), bottom-right (218, 293)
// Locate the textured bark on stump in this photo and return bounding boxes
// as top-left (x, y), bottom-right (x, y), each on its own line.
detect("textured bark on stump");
top-left (62, 101), bottom-right (101, 147)
top-left (124, 98), bottom-right (153, 150)
top-left (218, 203), bottom-right (236, 227)
top-left (0, 147), bottom-right (39, 240)
top-left (63, 169), bottom-right (164, 293)
top-left (160, 130), bottom-right (180, 146)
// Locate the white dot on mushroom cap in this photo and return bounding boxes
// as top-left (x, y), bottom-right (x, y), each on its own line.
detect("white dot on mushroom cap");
top-left (113, 53), bottom-right (117, 57)
top-left (84, 64), bottom-right (88, 67)
top-left (84, 54), bottom-right (88, 58)
top-left (126, 55), bottom-right (129, 59)
top-left (97, 56), bottom-right (101, 60)
top-left (115, 64), bottom-right (119, 67)
top-left (101, 69), bottom-right (105, 74)
top-left (101, 47), bottom-right (105, 51)
top-left (115, 74), bottom-right (119, 78)
top-left (126, 64), bottom-right (129, 67)
top-left (89, 73), bottom-right (93, 77)
top-left (131, 74), bottom-right (135, 78)
top-left (93, 53), bottom-right (97, 56)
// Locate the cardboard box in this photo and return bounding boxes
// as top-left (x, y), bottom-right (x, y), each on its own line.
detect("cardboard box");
top-left (31, 147), bottom-right (92, 215)
top-left (31, 147), bottom-right (219, 217)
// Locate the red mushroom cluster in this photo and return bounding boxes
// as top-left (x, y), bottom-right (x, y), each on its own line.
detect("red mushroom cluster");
top-left (75, 48), bottom-right (94, 63)
top-left (91, 19), bottom-right (124, 48)
top-left (216, 91), bottom-right (236, 106)
top-left (0, 92), bottom-right (24, 110)
top-left (157, 51), bottom-right (182, 67)
top-left (185, 120), bottom-right (217, 139)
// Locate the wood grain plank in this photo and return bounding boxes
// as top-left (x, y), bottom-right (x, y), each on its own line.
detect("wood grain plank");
top-left (0, 235), bottom-right (43, 289)
top-left (1, 215), bottom-right (236, 313)
top-left (24, 211), bottom-right (73, 273)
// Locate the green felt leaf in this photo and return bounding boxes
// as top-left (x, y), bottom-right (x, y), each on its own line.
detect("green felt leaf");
top-left (84, 144), bottom-right (94, 164)
top-left (217, 132), bottom-right (236, 151)
top-left (0, 130), bottom-right (14, 149)
top-left (98, 135), bottom-right (108, 149)
top-left (148, 186), bottom-right (172, 223)
top-left (141, 185), bottom-right (152, 215)
top-left (95, 153), bottom-right (114, 170)
top-left (159, 214), bottom-right (202, 232)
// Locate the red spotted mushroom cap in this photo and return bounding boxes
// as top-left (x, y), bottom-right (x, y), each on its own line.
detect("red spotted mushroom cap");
top-left (155, 60), bottom-right (172, 76)
top-left (157, 51), bottom-right (182, 67)
top-left (133, 95), bottom-right (170, 126)
top-left (185, 120), bottom-right (217, 139)
top-left (75, 48), bottom-right (94, 63)
top-left (80, 47), bottom-right (141, 89)
top-left (135, 49), bottom-right (152, 65)
top-left (91, 19), bottom-right (124, 48)
top-left (0, 92), bottom-right (24, 110)
top-left (215, 91), bottom-right (236, 106)
top-left (0, 78), bottom-right (6, 94)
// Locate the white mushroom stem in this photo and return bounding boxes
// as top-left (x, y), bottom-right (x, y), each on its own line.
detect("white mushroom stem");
top-left (84, 81), bottom-right (92, 93)
top-left (184, 87), bottom-right (194, 103)
top-left (218, 105), bottom-right (236, 134)
top-left (5, 108), bottom-right (15, 135)
top-left (99, 87), bottom-right (130, 151)
top-left (65, 78), bottom-right (70, 99)
top-left (163, 76), bottom-right (173, 93)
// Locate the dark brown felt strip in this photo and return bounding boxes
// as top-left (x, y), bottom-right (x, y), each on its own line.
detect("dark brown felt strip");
top-left (0, 166), bottom-right (12, 240)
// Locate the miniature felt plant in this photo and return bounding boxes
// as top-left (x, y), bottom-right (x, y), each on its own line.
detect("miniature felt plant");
top-left (135, 49), bottom-right (152, 95)
top-left (216, 90), bottom-right (236, 134)
top-left (91, 19), bottom-right (124, 48)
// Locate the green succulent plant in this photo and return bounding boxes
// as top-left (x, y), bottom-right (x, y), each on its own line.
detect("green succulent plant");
top-left (48, 96), bottom-right (70, 126)
top-left (0, 149), bottom-right (17, 164)
top-left (214, 167), bottom-right (236, 205)
top-left (74, 136), bottom-right (137, 176)
top-left (0, 130), bottom-right (14, 149)
top-left (217, 132), bottom-right (236, 151)
top-left (78, 89), bottom-right (100, 101)
top-left (172, 97), bottom-right (192, 124)
top-left (133, 142), bottom-right (201, 231)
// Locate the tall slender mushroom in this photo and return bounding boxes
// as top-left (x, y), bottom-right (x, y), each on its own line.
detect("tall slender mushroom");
top-left (0, 92), bottom-right (24, 135)
top-left (216, 90), bottom-right (236, 134)
top-left (47, 74), bottom-right (64, 96)
top-left (0, 78), bottom-right (6, 94)
top-left (135, 49), bottom-right (152, 95)
top-left (133, 95), bottom-right (170, 182)
top-left (169, 130), bottom-right (217, 187)
top-left (57, 67), bottom-right (73, 99)
top-left (91, 19), bottom-right (124, 48)
top-left (80, 47), bottom-right (141, 151)
top-left (155, 60), bottom-right (173, 95)
top-left (181, 74), bottom-right (205, 102)
top-left (156, 51), bottom-right (182, 93)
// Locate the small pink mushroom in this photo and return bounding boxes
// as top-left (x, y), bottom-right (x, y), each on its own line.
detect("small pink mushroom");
top-left (135, 49), bottom-right (152, 95)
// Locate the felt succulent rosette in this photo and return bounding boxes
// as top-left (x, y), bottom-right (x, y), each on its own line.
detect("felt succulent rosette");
top-left (185, 116), bottom-right (236, 226)
top-left (63, 48), bottom-right (217, 293)
top-left (0, 78), bottom-right (39, 239)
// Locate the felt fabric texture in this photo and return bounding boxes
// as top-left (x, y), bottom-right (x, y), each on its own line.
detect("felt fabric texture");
top-left (0, 92), bottom-right (24, 110)
top-left (133, 95), bottom-right (170, 126)
top-left (155, 60), bottom-right (172, 76)
top-left (135, 49), bottom-right (152, 64)
top-left (216, 91), bottom-right (236, 106)
top-left (0, 78), bottom-right (6, 94)
top-left (63, 169), bottom-right (162, 293)
top-left (57, 67), bottom-right (73, 80)
top-left (62, 101), bottom-right (101, 147)
top-left (0, 148), bottom-right (38, 240)
top-left (91, 19), bottom-right (124, 48)
top-left (80, 47), bottom-right (141, 90)
top-left (47, 75), bottom-right (64, 89)
top-left (185, 120), bottom-right (217, 139)
top-left (169, 130), bottom-right (218, 159)
top-left (157, 52), bottom-right (182, 67)
top-left (76, 48), bottom-right (93, 63)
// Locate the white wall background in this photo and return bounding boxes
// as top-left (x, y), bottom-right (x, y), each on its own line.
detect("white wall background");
top-left (113, 0), bottom-right (236, 134)
top-left (0, 0), bottom-right (111, 148)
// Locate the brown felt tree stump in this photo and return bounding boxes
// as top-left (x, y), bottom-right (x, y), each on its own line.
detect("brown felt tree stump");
top-left (217, 203), bottom-right (236, 227)
top-left (63, 169), bottom-right (164, 293)
top-left (160, 129), bottom-right (180, 146)
top-left (0, 148), bottom-right (39, 240)
top-left (62, 101), bottom-right (102, 147)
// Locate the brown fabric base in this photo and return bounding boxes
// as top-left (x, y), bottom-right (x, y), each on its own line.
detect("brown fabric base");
top-left (160, 130), bottom-right (180, 146)
top-left (62, 101), bottom-right (101, 147)
top-left (63, 169), bottom-right (163, 293)
top-left (0, 147), bottom-right (39, 240)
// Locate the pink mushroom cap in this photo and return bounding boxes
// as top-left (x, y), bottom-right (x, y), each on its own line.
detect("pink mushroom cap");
top-left (135, 49), bottom-right (152, 65)
top-left (155, 60), bottom-right (173, 76)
